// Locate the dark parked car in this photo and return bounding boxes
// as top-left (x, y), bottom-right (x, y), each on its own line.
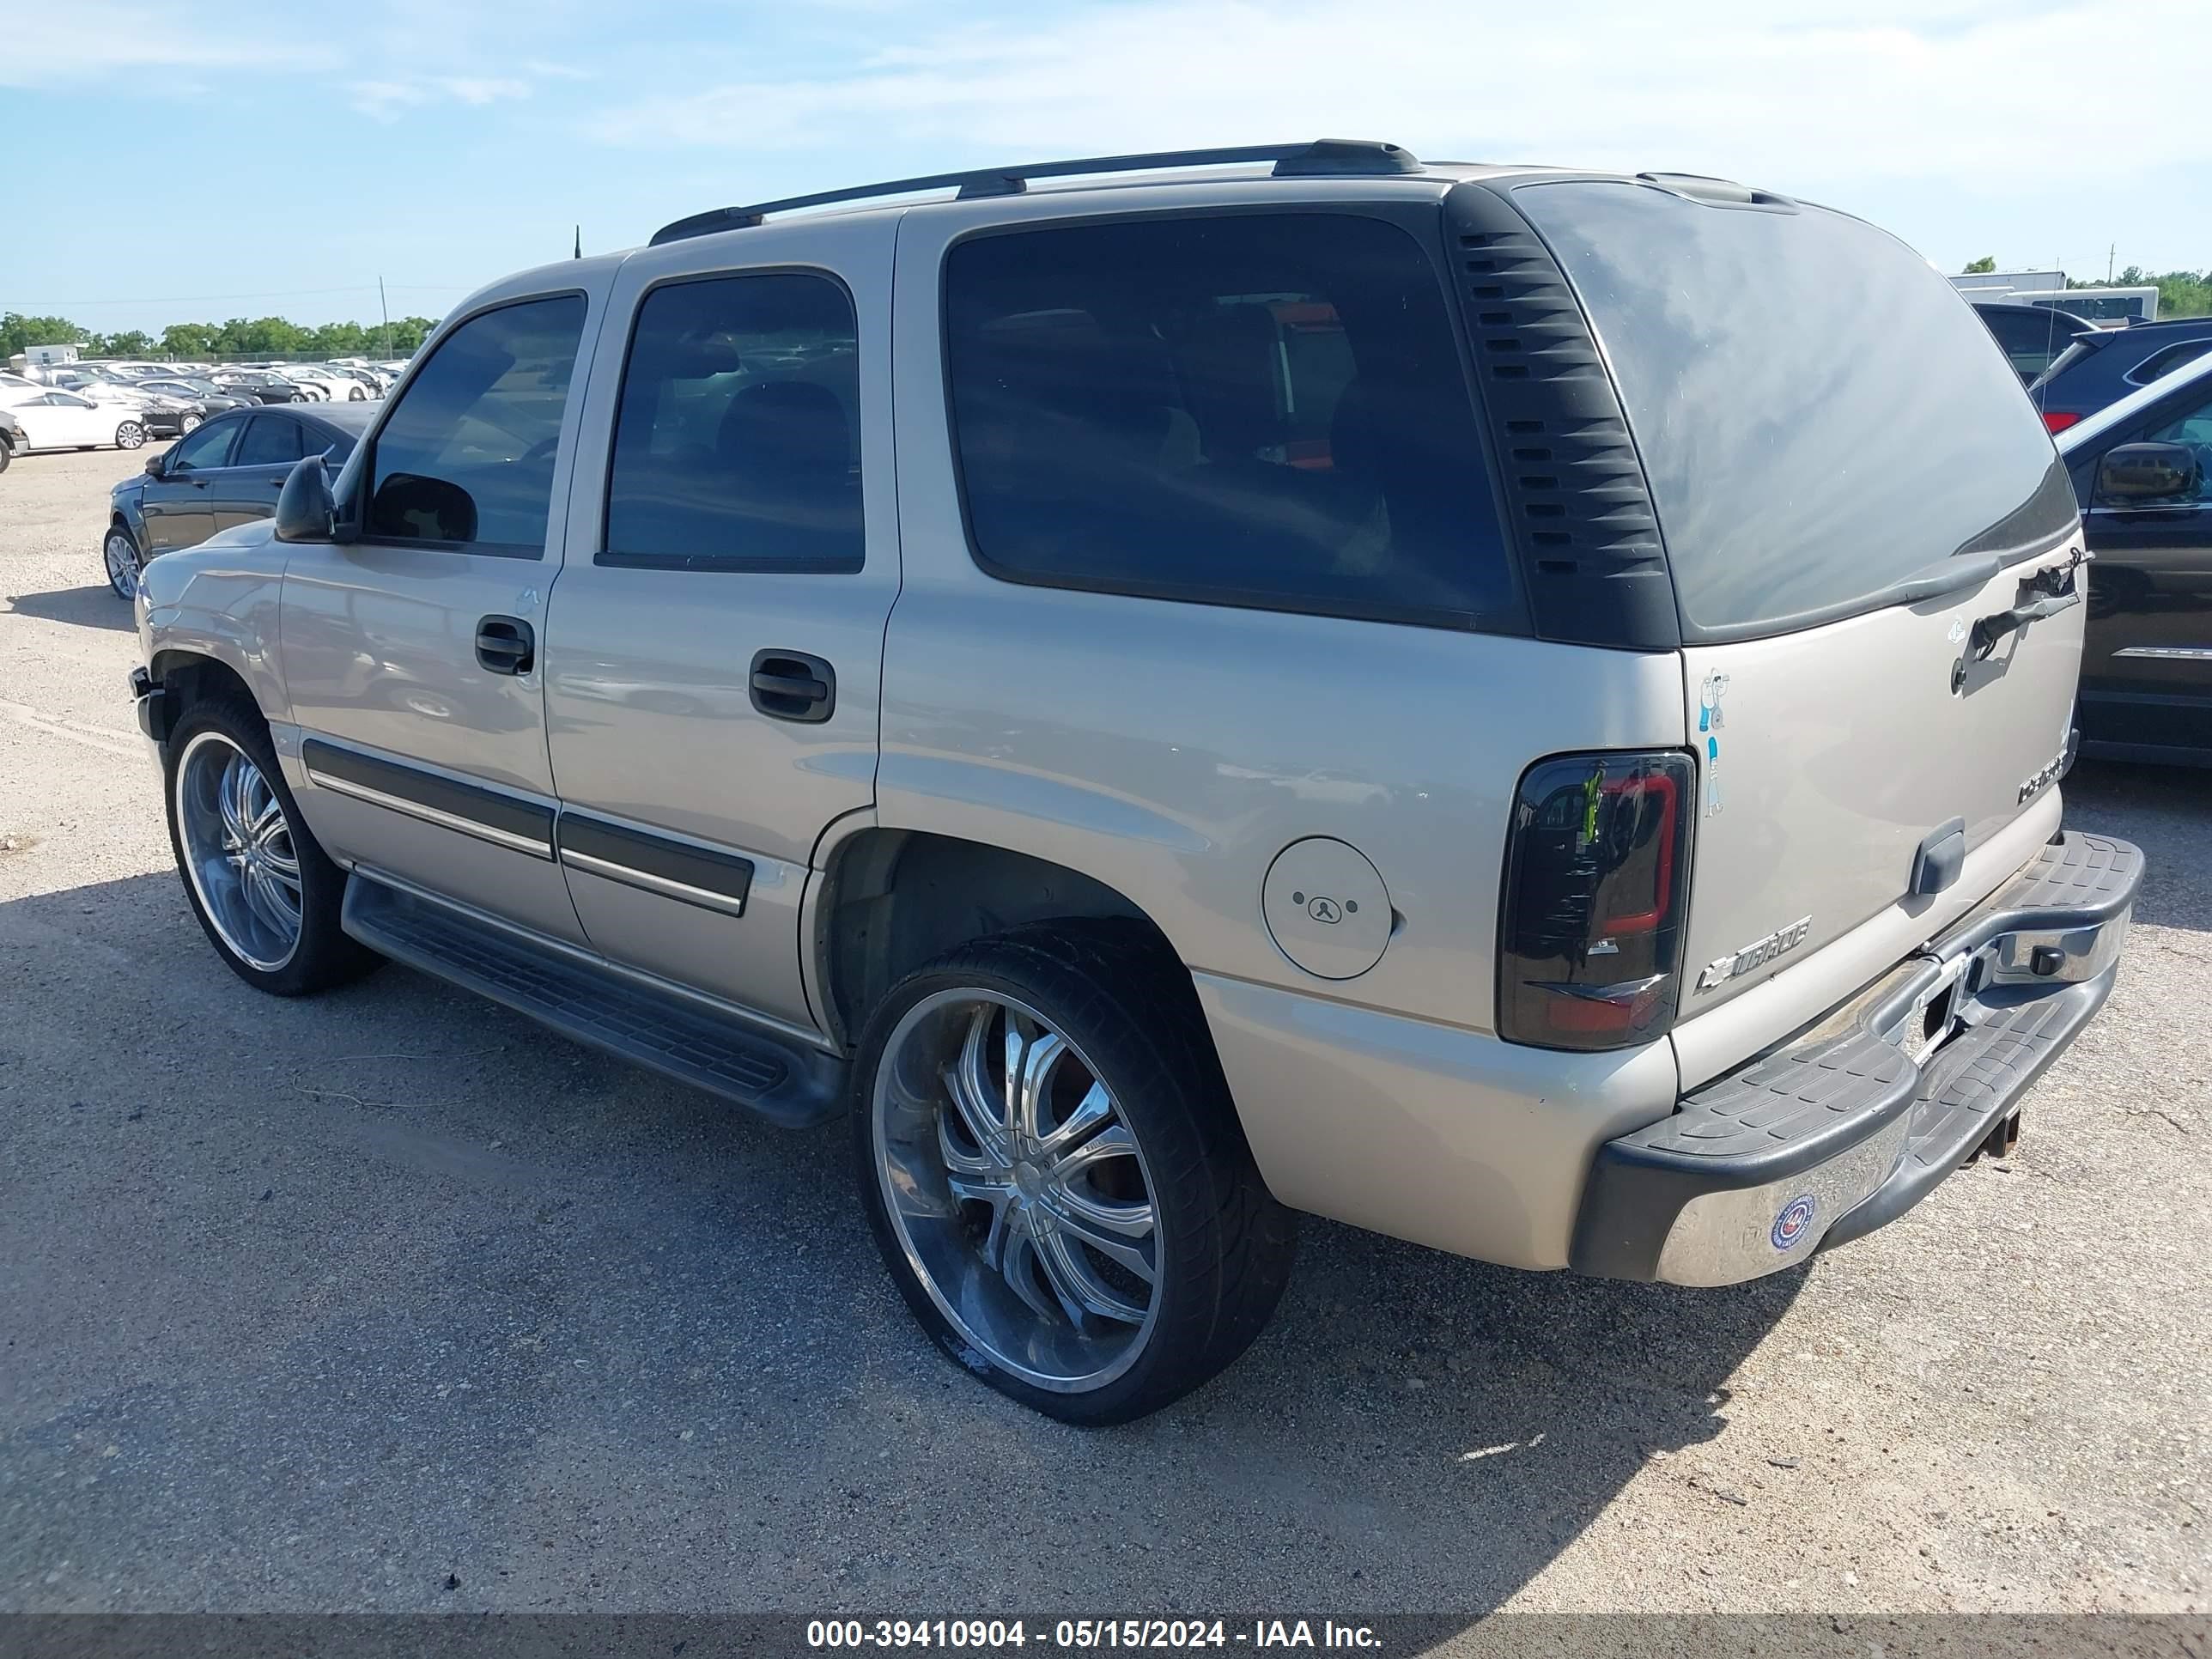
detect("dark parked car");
top-left (1971, 301), bottom-right (2094, 387)
top-left (139, 377), bottom-right (256, 415)
top-left (210, 371), bottom-right (309, 404)
top-left (2031, 315), bottom-right (2212, 434)
top-left (101, 403), bottom-right (374, 597)
top-left (2057, 350), bottom-right (2212, 763)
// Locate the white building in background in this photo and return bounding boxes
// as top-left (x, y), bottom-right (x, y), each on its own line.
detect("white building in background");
top-left (1948, 268), bottom-right (2159, 325)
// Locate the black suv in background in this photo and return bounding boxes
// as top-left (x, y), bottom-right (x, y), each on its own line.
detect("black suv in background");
top-left (2033, 315), bottom-right (2212, 434)
top-left (2060, 350), bottom-right (2212, 763)
top-left (1972, 300), bottom-right (2094, 386)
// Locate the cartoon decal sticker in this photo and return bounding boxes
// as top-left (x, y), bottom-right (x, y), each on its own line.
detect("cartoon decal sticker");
top-left (1698, 672), bottom-right (1729, 817)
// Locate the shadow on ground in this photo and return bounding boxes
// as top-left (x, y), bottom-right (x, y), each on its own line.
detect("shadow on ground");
top-left (2063, 758), bottom-right (2209, 932)
top-left (5, 584), bottom-right (136, 632)
top-left (0, 871), bottom-right (1802, 1619)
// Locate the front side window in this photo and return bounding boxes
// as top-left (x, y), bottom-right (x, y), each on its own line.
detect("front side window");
top-left (167, 417), bottom-right (238, 471)
top-left (365, 294), bottom-right (586, 553)
top-left (2133, 389), bottom-right (2212, 504)
top-left (943, 213), bottom-right (1515, 629)
top-left (602, 272), bottom-right (862, 572)
top-left (234, 416), bottom-right (302, 467)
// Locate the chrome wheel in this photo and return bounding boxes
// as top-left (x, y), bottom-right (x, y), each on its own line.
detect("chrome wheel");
top-left (872, 990), bottom-right (1162, 1392)
top-left (179, 413), bottom-right (203, 434)
top-left (116, 421), bottom-right (145, 450)
top-left (173, 732), bottom-right (303, 973)
top-left (103, 529), bottom-right (142, 599)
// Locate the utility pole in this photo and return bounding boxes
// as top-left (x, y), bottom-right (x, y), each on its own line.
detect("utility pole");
top-left (379, 276), bottom-right (392, 360)
top-left (574, 225), bottom-right (582, 260)
top-left (2107, 243), bottom-right (2116, 283)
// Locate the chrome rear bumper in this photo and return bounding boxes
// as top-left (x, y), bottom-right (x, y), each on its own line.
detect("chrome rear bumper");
top-left (1571, 831), bottom-right (2142, 1285)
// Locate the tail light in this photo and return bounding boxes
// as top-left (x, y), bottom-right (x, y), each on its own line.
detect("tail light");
top-left (1498, 750), bottom-right (1696, 1051)
top-left (2042, 410), bottom-right (2082, 434)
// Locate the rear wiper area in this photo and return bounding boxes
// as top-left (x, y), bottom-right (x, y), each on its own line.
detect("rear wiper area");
top-left (1881, 552), bottom-right (2002, 606)
top-left (1971, 557), bottom-right (2087, 659)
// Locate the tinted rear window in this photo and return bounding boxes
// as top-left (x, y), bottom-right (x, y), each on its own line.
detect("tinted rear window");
top-left (944, 213), bottom-right (1516, 629)
top-left (1513, 181), bottom-right (2074, 636)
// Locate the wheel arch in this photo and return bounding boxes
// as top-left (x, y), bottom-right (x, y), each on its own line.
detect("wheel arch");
top-left (813, 827), bottom-right (1185, 1051)
top-left (151, 649), bottom-right (264, 731)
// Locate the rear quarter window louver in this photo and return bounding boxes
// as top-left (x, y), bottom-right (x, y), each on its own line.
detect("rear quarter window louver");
top-left (1443, 185), bottom-right (1678, 650)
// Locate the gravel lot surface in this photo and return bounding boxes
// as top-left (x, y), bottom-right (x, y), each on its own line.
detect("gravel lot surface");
top-left (2, 446), bottom-right (2206, 1627)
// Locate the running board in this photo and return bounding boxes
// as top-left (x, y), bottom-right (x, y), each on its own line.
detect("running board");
top-left (341, 872), bottom-right (846, 1127)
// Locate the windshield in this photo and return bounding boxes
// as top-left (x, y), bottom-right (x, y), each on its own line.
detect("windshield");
top-left (1511, 180), bottom-right (2075, 639)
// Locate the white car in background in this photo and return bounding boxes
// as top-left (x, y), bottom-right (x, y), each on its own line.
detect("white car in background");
top-left (0, 388), bottom-right (150, 452)
top-left (282, 367), bottom-right (362, 401)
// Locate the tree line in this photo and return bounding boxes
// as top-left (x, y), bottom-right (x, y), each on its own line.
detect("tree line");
top-left (1960, 258), bottom-right (2210, 317)
top-left (2, 310), bottom-right (441, 362)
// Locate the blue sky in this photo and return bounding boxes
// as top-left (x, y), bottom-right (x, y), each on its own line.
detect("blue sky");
top-left (3, 0), bottom-right (2204, 335)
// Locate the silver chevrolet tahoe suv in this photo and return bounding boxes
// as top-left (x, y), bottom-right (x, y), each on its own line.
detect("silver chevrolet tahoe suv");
top-left (131, 140), bottom-right (2142, 1424)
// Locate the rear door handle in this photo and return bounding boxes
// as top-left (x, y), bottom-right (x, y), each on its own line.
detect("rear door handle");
top-left (749, 649), bottom-right (836, 722)
top-left (476, 615), bottom-right (535, 676)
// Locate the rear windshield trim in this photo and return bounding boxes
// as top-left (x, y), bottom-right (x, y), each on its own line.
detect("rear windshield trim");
top-left (1674, 507), bottom-right (2077, 647)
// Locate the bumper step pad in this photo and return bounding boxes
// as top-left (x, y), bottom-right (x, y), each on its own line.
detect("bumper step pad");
top-left (1571, 830), bottom-right (2142, 1283)
top-left (1817, 975), bottom-right (2107, 1250)
top-left (342, 873), bottom-right (844, 1127)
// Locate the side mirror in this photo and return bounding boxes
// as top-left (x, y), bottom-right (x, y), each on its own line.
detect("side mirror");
top-left (274, 454), bottom-right (339, 543)
top-left (2096, 441), bottom-right (2201, 505)
top-left (143, 451), bottom-right (167, 477)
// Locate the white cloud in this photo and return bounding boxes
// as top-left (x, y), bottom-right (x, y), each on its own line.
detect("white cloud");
top-left (585, 0), bottom-right (2210, 191)
top-left (349, 70), bottom-right (535, 119)
top-left (434, 75), bottom-right (532, 105)
top-left (0, 1), bottom-right (333, 82)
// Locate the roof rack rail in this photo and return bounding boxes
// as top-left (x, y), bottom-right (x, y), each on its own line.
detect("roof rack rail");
top-left (648, 139), bottom-right (1421, 246)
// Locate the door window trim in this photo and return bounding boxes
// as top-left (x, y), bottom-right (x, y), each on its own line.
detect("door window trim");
top-left (596, 264), bottom-right (866, 575)
top-left (348, 287), bottom-right (591, 562)
top-left (934, 202), bottom-right (1528, 634)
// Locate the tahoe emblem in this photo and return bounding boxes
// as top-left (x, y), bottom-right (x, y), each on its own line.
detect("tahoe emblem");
top-left (1696, 915), bottom-right (1814, 992)
top-left (2017, 745), bottom-right (2069, 805)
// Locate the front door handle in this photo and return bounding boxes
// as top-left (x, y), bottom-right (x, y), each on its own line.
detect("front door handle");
top-left (477, 616), bottom-right (535, 676)
top-left (749, 649), bottom-right (836, 722)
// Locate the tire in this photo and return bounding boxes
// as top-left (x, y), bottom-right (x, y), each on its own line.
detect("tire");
top-left (179, 412), bottom-right (203, 434)
top-left (161, 696), bottom-right (380, 997)
top-left (115, 421), bottom-right (146, 450)
top-left (0, 441), bottom-right (11, 475)
top-left (854, 921), bottom-right (1296, 1425)
top-left (102, 523), bottom-right (143, 599)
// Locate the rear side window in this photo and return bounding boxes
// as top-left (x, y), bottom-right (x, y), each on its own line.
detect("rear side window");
top-left (1978, 308), bottom-right (2081, 382)
top-left (944, 213), bottom-right (1515, 629)
top-left (234, 416), bottom-right (302, 467)
top-left (2127, 340), bottom-right (2212, 387)
top-left (602, 272), bottom-right (862, 572)
top-left (1513, 182), bottom-right (2075, 637)
top-left (366, 294), bottom-right (586, 554)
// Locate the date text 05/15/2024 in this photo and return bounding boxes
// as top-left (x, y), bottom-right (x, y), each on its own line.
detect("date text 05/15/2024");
top-left (806, 1619), bottom-right (1382, 1650)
